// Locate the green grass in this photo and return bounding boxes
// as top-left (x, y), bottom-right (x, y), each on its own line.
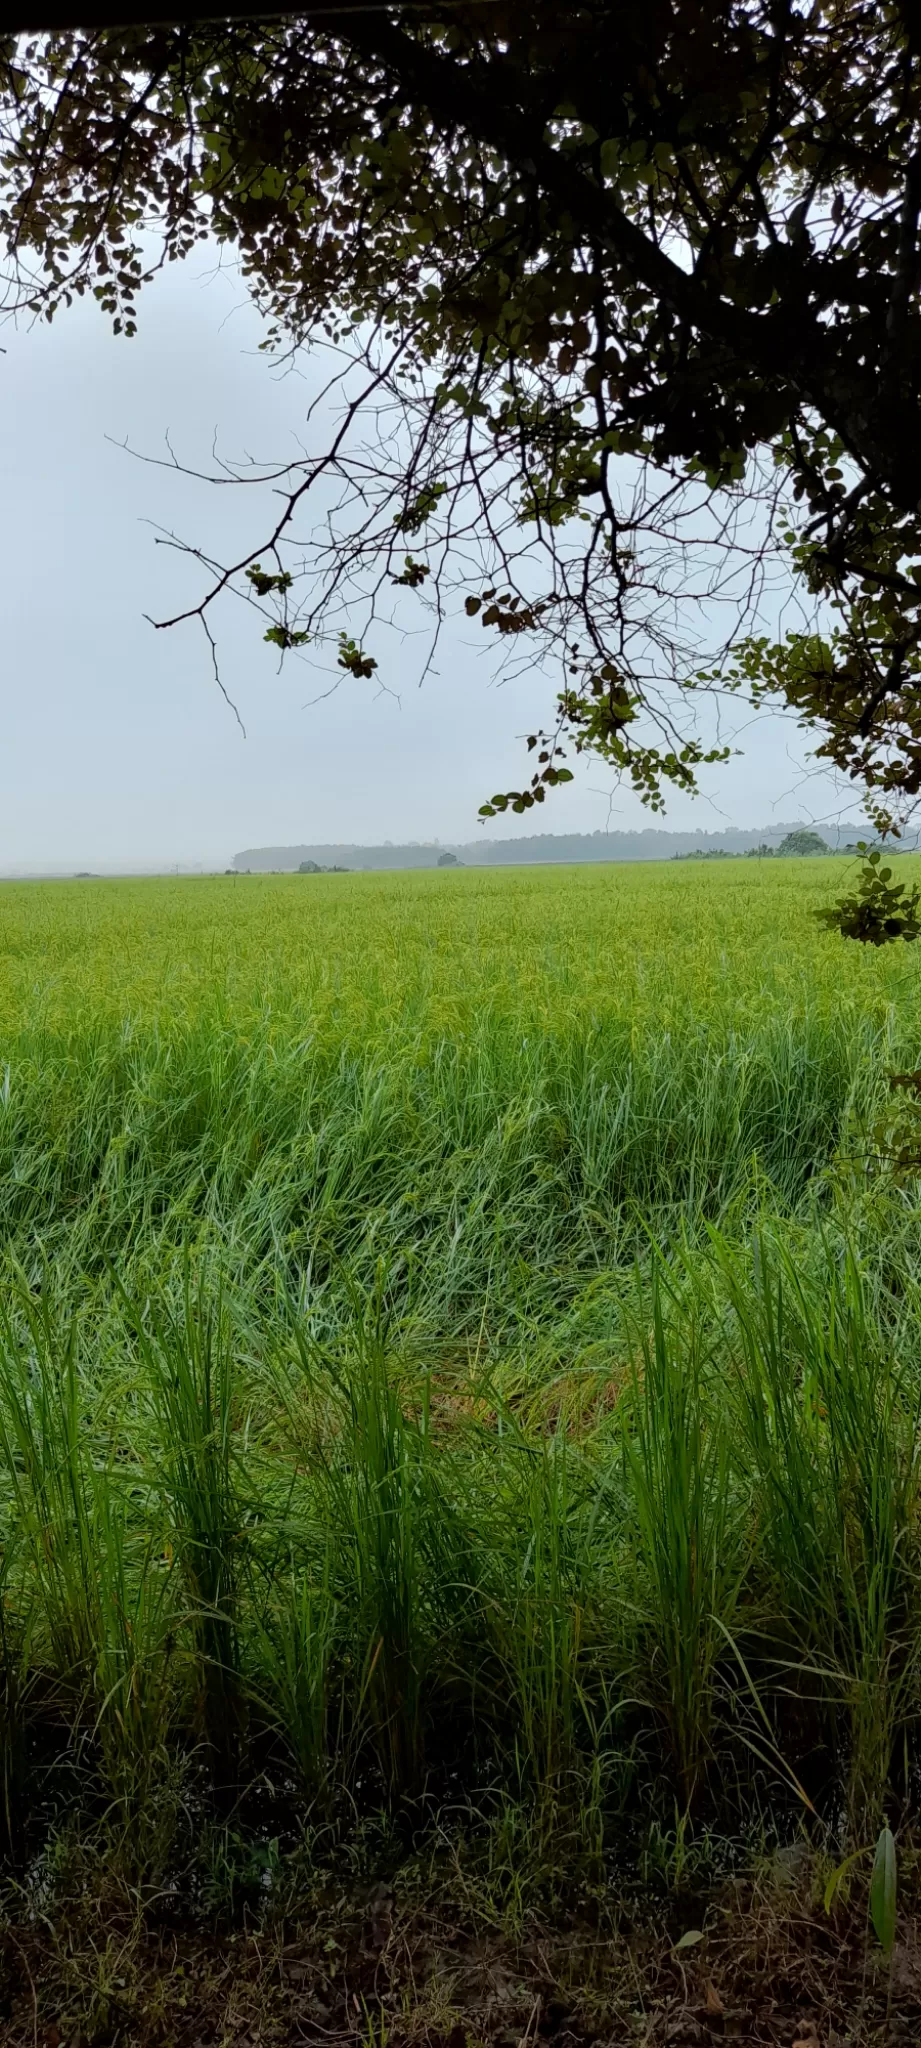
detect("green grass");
top-left (0, 856), bottom-right (920, 1878)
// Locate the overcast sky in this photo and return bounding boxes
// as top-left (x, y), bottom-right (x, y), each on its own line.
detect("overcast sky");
top-left (0, 248), bottom-right (867, 873)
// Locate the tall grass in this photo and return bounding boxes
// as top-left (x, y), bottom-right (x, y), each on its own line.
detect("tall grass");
top-left (130, 1279), bottom-right (247, 1787)
top-left (0, 862), bottom-right (918, 1869)
top-left (721, 1236), bottom-right (921, 1834)
top-left (620, 1273), bottom-right (744, 1807)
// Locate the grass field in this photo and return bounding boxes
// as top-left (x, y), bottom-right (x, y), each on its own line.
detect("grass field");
top-left (2, 855), bottom-right (921, 1903)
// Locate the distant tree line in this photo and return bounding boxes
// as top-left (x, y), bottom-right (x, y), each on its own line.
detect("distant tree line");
top-left (233, 825), bottom-right (842, 872)
top-left (674, 829), bottom-right (834, 861)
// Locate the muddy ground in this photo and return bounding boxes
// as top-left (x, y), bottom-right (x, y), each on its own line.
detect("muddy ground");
top-left (0, 1851), bottom-right (918, 2048)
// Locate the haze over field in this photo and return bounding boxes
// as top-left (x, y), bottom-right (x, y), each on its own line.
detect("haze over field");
top-left (0, 253), bottom-right (869, 876)
top-left (234, 823), bottom-right (812, 869)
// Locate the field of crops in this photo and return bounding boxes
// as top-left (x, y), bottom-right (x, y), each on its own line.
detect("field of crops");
top-left (2, 855), bottom-right (921, 1889)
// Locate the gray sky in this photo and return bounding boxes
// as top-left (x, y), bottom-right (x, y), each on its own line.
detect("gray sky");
top-left (0, 249), bottom-right (864, 873)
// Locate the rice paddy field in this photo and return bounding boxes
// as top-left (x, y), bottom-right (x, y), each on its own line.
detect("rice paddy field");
top-left (4, 852), bottom-right (921, 1912)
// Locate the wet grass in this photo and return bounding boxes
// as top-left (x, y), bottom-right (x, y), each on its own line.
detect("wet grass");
top-left (0, 861), bottom-right (919, 1891)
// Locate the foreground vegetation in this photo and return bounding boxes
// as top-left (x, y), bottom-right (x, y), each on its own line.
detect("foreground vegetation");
top-left (1, 858), bottom-right (921, 1951)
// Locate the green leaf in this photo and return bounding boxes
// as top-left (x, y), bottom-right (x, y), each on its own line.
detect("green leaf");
top-left (870, 1825), bottom-right (896, 1956)
top-left (823, 1847), bottom-right (865, 1915)
top-left (671, 1928), bottom-right (704, 1953)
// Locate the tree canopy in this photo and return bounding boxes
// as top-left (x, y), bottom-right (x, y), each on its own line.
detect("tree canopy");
top-left (3, 2), bottom-right (921, 922)
top-left (777, 828), bottom-right (830, 857)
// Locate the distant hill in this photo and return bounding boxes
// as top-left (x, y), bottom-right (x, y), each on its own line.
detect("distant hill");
top-left (234, 824), bottom-right (840, 871)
